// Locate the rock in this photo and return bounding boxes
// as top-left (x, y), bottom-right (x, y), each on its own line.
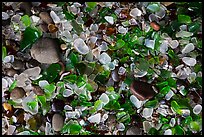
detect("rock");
top-left (73, 38), bottom-right (89, 55)
top-left (30, 38), bottom-right (60, 64)
top-left (104, 16), bottom-right (114, 25)
top-left (142, 108), bottom-right (153, 118)
top-left (4, 68), bottom-right (17, 77)
top-left (126, 126), bottom-right (142, 135)
top-left (48, 24), bottom-right (58, 33)
top-left (39, 12), bottom-right (54, 24)
top-left (3, 102), bottom-right (12, 111)
top-left (193, 104), bottom-right (202, 115)
top-left (130, 8), bottom-right (142, 17)
top-left (99, 52), bottom-right (111, 65)
top-left (52, 114), bottom-right (64, 131)
top-left (130, 95), bottom-right (143, 108)
top-left (51, 99), bottom-right (65, 112)
top-left (32, 85), bottom-right (44, 96)
top-left (130, 80), bottom-right (156, 101)
top-left (99, 93), bottom-right (109, 105)
top-left (181, 43), bottom-right (195, 54)
top-left (182, 57), bottom-right (196, 66)
top-left (12, 59), bottom-right (24, 70)
top-left (87, 113), bottom-right (101, 124)
top-left (10, 87), bottom-right (26, 100)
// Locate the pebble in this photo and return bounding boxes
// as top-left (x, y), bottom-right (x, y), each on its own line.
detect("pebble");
top-left (126, 126), bottom-right (142, 135)
top-left (32, 85), bottom-right (44, 96)
top-left (99, 52), bottom-right (111, 65)
top-left (51, 99), bottom-right (65, 112)
top-left (73, 38), bottom-right (89, 55)
top-left (12, 59), bottom-right (24, 70)
top-left (39, 12), bottom-right (54, 24)
top-left (60, 44), bottom-right (67, 50)
top-left (130, 8), bottom-right (142, 17)
top-left (182, 57), bottom-right (196, 66)
top-left (10, 87), bottom-right (26, 100)
top-left (99, 93), bottom-right (109, 105)
top-left (142, 108), bottom-right (153, 118)
top-left (130, 80), bottom-right (156, 101)
top-left (4, 68), bottom-right (17, 77)
top-left (52, 114), bottom-right (64, 131)
top-left (48, 24), bottom-right (58, 33)
top-left (30, 38), bottom-right (60, 64)
top-left (87, 113), bottom-right (101, 124)
top-left (104, 16), bottom-right (114, 25)
top-left (181, 43), bottom-right (195, 54)
top-left (193, 104), bottom-right (202, 115)
top-left (130, 95), bottom-right (142, 109)
top-left (3, 102), bottom-right (12, 111)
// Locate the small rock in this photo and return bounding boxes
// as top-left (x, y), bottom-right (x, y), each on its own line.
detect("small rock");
top-left (130, 95), bottom-right (143, 108)
top-left (51, 99), bottom-right (65, 112)
top-left (164, 129), bottom-right (172, 135)
top-left (48, 24), bottom-right (58, 33)
top-left (12, 59), bottom-right (24, 70)
top-left (181, 43), bottom-right (195, 54)
top-left (104, 16), bottom-right (114, 25)
top-left (130, 80), bottom-right (156, 101)
top-left (52, 114), bottom-right (64, 131)
top-left (87, 113), bottom-right (101, 124)
top-left (32, 85), bottom-right (44, 95)
top-left (60, 44), bottom-right (67, 50)
top-left (182, 57), bottom-right (196, 66)
top-left (4, 68), bottom-right (17, 77)
top-left (193, 104), bottom-right (202, 115)
top-left (99, 52), bottom-right (111, 65)
top-left (3, 102), bottom-right (12, 111)
top-left (130, 8), bottom-right (142, 17)
top-left (126, 126), bottom-right (142, 135)
top-left (99, 93), bottom-right (109, 105)
top-left (10, 87), bottom-right (26, 100)
top-left (142, 108), bottom-right (153, 118)
top-left (73, 38), bottom-right (89, 55)
top-left (30, 38), bottom-right (60, 64)
top-left (39, 12), bottom-right (54, 24)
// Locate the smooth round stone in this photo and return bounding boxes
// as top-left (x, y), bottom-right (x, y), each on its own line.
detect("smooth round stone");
top-left (126, 126), bottom-right (142, 135)
top-left (181, 43), bottom-right (195, 54)
top-left (12, 59), bottom-right (24, 70)
top-left (193, 104), bottom-right (202, 115)
top-left (10, 87), bottom-right (26, 100)
top-left (87, 113), bottom-right (101, 124)
top-left (73, 38), bottom-right (89, 55)
top-left (182, 57), bottom-right (196, 66)
top-left (99, 52), bottom-right (111, 65)
top-left (130, 8), bottom-right (142, 17)
top-left (30, 38), bottom-right (60, 64)
top-left (39, 12), bottom-right (53, 24)
top-left (52, 114), bottom-right (64, 132)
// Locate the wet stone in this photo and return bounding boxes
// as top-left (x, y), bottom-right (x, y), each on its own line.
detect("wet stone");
top-left (30, 38), bottom-right (60, 64)
top-left (10, 87), bottom-right (26, 100)
top-left (4, 68), bottom-right (17, 77)
top-left (32, 85), bottom-right (44, 96)
top-left (12, 59), bottom-right (24, 70)
top-left (52, 113), bottom-right (64, 131)
top-left (130, 80), bottom-right (156, 101)
top-left (39, 12), bottom-right (54, 24)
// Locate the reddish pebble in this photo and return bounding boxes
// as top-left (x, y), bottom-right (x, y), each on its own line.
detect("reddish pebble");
top-left (150, 22), bottom-right (160, 31)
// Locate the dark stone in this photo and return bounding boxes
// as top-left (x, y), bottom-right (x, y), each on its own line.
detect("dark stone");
top-left (130, 80), bottom-right (156, 101)
top-left (32, 85), bottom-right (44, 96)
top-left (10, 87), bottom-right (26, 100)
top-left (51, 99), bottom-right (65, 112)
